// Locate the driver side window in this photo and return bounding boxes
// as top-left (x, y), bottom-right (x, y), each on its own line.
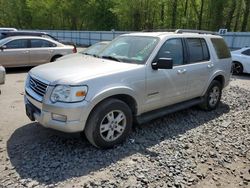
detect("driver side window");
top-left (157, 38), bottom-right (184, 66)
top-left (5, 39), bottom-right (28, 49)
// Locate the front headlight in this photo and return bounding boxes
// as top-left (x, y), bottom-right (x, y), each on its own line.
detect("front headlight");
top-left (50, 85), bottom-right (88, 103)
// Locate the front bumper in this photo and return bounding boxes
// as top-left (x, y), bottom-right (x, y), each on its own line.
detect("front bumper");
top-left (24, 92), bottom-right (91, 133)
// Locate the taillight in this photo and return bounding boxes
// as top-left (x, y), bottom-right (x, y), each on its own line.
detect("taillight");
top-left (73, 46), bottom-right (77, 53)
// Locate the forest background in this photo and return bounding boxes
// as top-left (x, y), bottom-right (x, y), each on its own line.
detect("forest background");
top-left (0, 0), bottom-right (249, 32)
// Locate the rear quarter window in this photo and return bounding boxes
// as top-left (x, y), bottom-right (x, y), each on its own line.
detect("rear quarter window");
top-left (211, 38), bottom-right (231, 59)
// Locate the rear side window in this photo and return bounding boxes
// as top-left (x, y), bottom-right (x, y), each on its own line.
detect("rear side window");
top-left (211, 38), bottom-right (231, 59)
top-left (242, 49), bottom-right (250, 56)
top-left (186, 38), bottom-right (210, 63)
top-left (30, 39), bottom-right (56, 48)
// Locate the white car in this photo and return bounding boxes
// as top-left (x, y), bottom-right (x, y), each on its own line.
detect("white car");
top-left (231, 47), bottom-right (250, 74)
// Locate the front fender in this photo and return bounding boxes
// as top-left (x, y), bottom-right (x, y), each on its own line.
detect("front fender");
top-left (85, 86), bottom-right (141, 115)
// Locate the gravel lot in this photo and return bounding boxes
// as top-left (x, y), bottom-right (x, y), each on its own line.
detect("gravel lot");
top-left (0, 69), bottom-right (249, 188)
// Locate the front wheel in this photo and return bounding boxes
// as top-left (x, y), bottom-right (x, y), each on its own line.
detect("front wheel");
top-left (84, 99), bottom-right (132, 149)
top-left (200, 80), bottom-right (222, 111)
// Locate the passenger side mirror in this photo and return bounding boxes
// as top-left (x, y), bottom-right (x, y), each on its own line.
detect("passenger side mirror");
top-left (152, 58), bottom-right (173, 70)
top-left (0, 45), bottom-right (7, 51)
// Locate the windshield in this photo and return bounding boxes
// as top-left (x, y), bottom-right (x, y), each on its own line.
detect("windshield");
top-left (0, 38), bottom-right (10, 46)
top-left (82, 42), bottom-right (109, 56)
top-left (98, 36), bottom-right (159, 64)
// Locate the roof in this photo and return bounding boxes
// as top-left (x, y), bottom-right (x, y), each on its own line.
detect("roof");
top-left (0, 28), bottom-right (17, 31)
top-left (0, 36), bottom-right (61, 45)
top-left (4, 30), bottom-right (46, 34)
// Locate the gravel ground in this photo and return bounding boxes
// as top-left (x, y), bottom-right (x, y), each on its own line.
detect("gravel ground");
top-left (0, 70), bottom-right (250, 188)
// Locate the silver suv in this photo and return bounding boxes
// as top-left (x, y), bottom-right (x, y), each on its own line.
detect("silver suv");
top-left (24, 30), bottom-right (232, 148)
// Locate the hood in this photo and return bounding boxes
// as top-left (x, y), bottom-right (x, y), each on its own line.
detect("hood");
top-left (29, 53), bottom-right (141, 85)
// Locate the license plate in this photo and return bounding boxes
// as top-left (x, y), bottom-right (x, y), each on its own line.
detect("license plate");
top-left (26, 104), bottom-right (35, 121)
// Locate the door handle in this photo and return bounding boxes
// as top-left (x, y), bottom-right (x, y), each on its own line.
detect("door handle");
top-left (207, 64), bottom-right (214, 68)
top-left (177, 69), bottom-right (187, 74)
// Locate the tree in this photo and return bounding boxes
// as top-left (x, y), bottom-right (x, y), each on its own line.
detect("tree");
top-left (241, 0), bottom-right (250, 31)
top-left (0, 0), bottom-right (249, 32)
top-left (225, 0), bottom-right (237, 31)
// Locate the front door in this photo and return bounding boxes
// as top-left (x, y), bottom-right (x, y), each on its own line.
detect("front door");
top-left (144, 38), bottom-right (188, 112)
top-left (0, 39), bottom-right (29, 67)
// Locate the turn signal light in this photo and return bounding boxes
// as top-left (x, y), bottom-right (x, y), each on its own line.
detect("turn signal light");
top-left (76, 91), bottom-right (86, 97)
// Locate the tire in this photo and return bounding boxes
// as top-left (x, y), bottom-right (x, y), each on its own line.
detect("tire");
top-left (232, 62), bottom-right (243, 75)
top-left (50, 55), bottom-right (62, 62)
top-left (84, 98), bottom-right (132, 149)
top-left (199, 80), bottom-right (222, 111)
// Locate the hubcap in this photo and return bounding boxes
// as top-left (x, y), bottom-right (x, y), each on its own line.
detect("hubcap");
top-left (100, 110), bottom-right (126, 142)
top-left (233, 63), bottom-right (241, 74)
top-left (208, 86), bottom-right (220, 107)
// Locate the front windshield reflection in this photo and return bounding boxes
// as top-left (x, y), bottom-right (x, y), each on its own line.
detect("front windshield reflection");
top-left (98, 36), bottom-right (159, 64)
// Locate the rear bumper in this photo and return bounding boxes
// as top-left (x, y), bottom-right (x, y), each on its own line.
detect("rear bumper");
top-left (24, 93), bottom-right (91, 133)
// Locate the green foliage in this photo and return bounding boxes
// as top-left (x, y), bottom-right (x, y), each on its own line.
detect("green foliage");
top-left (0, 0), bottom-right (249, 31)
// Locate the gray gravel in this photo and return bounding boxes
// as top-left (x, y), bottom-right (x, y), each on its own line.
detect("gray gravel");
top-left (0, 84), bottom-right (250, 188)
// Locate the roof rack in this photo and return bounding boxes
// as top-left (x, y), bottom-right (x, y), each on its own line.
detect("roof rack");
top-left (142, 29), bottom-right (217, 35)
top-left (175, 29), bottom-right (217, 35)
top-left (142, 29), bottom-right (177, 32)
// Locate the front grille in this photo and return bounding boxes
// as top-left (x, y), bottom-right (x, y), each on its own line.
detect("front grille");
top-left (29, 76), bottom-right (48, 97)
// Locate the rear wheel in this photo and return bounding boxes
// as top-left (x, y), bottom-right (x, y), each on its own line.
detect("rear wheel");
top-left (200, 80), bottom-right (222, 111)
top-left (50, 55), bottom-right (62, 62)
top-left (232, 62), bottom-right (243, 75)
top-left (84, 99), bottom-right (132, 149)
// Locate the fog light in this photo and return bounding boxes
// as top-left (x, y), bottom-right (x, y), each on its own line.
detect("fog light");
top-left (52, 113), bottom-right (67, 122)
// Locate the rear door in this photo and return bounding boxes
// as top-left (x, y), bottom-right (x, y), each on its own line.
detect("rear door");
top-left (29, 39), bottom-right (56, 65)
top-left (0, 39), bottom-right (29, 67)
top-left (184, 38), bottom-right (213, 99)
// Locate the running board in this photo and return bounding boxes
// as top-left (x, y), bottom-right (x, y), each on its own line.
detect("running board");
top-left (136, 97), bottom-right (204, 124)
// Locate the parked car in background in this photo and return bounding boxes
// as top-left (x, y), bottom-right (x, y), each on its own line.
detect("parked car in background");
top-left (0, 28), bottom-right (17, 32)
top-left (0, 36), bottom-right (76, 67)
top-left (82, 41), bottom-right (110, 56)
top-left (231, 47), bottom-right (250, 74)
top-left (0, 31), bottom-right (77, 52)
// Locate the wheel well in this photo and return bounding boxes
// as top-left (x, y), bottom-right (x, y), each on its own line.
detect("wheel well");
top-left (107, 94), bottom-right (137, 115)
top-left (233, 61), bottom-right (242, 64)
top-left (213, 75), bottom-right (225, 87)
top-left (91, 94), bottom-right (138, 117)
top-left (51, 54), bottom-right (62, 62)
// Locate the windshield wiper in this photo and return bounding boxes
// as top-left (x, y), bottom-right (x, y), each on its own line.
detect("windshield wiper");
top-left (82, 52), bottom-right (100, 58)
top-left (101, 55), bottom-right (121, 62)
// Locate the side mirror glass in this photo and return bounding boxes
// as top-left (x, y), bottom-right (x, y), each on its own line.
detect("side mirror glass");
top-left (152, 58), bottom-right (173, 70)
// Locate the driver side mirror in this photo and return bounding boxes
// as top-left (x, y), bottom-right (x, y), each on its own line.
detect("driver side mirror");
top-left (0, 45), bottom-right (7, 51)
top-left (152, 58), bottom-right (173, 70)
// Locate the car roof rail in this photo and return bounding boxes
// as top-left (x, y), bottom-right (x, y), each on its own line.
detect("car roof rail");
top-left (142, 29), bottom-right (177, 32)
top-left (175, 29), bottom-right (217, 35)
top-left (142, 29), bottom-right (217, 35)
